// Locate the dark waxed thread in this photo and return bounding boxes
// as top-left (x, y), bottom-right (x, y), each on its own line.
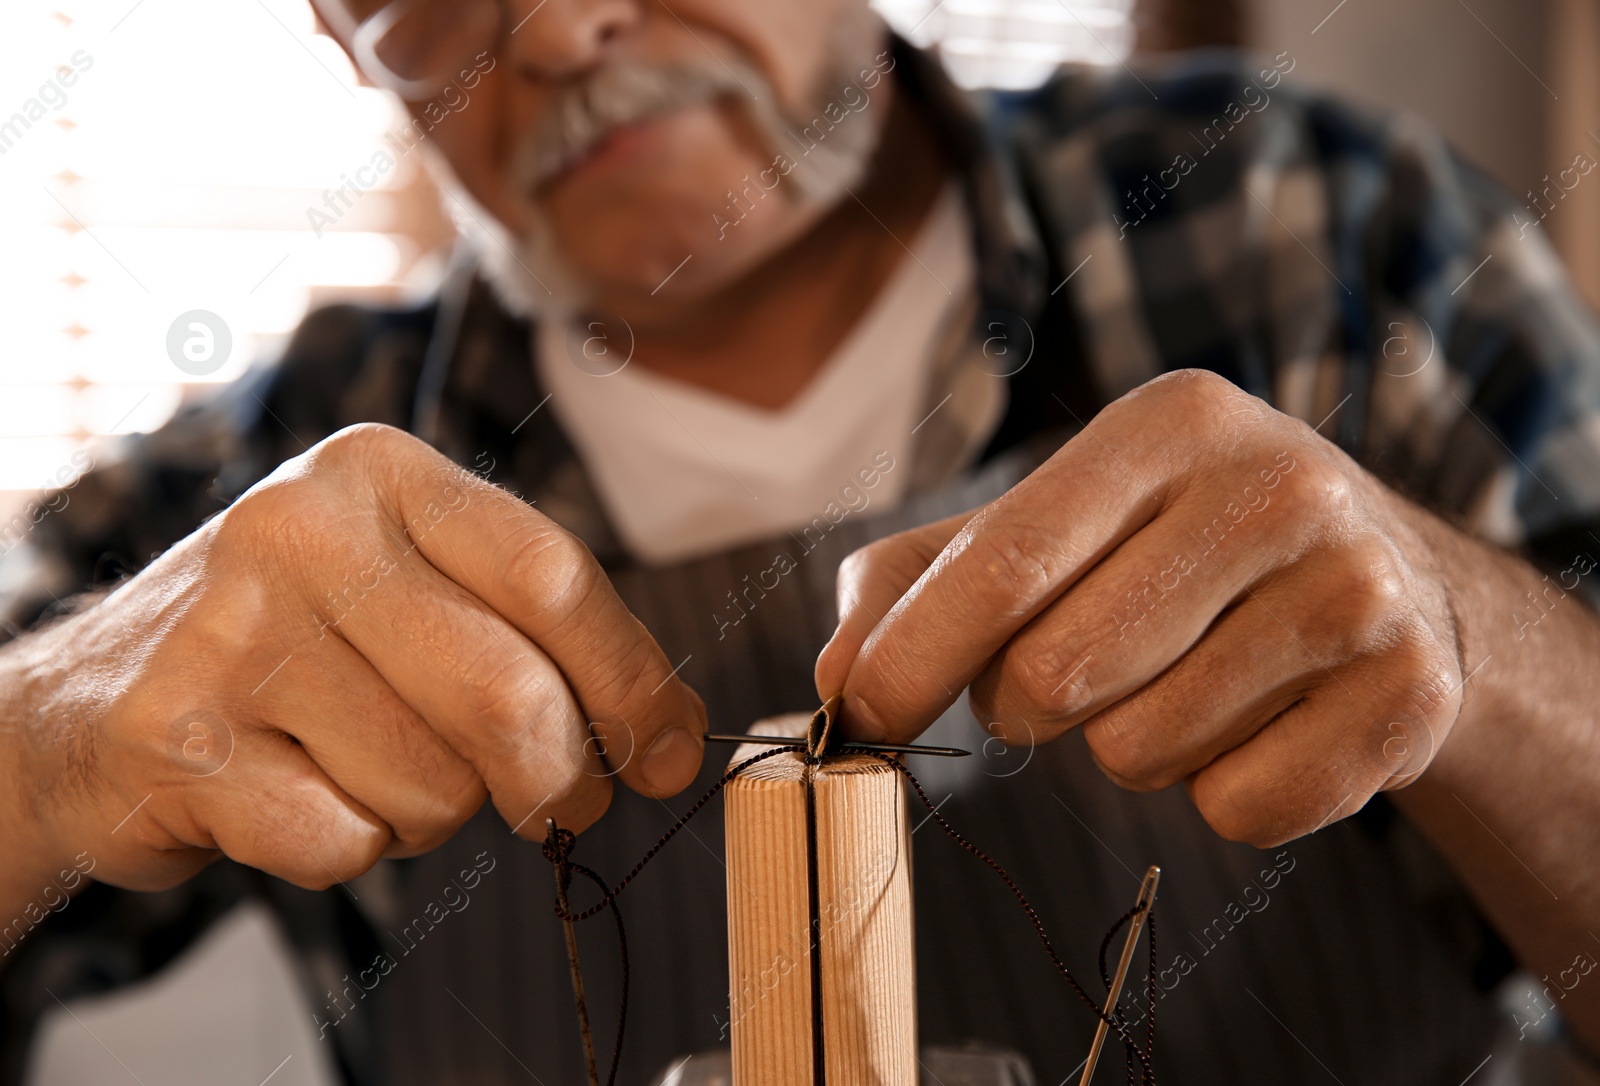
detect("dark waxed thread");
top-left (1145, 914), bottom-right (1157, 1086)
top-left (550, 745), bottom-right (804, 921)
top-left (544, 742), bottom-right (1158, 1085)
top-left (1100, 905), bottom-right (1139, 991)
top-left (848, 749), bottom-right (1156, 1085)
top-left (543, 746), bottom-right (803, 1084)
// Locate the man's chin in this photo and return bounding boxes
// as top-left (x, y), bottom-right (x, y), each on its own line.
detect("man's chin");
top-left (446, 183), bottom-right (831, 327)
top-left (436, 176), bottom-right (595, 322)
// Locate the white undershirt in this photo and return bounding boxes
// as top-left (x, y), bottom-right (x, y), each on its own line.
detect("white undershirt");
top-left (537, 184), bottom-right (974, 565)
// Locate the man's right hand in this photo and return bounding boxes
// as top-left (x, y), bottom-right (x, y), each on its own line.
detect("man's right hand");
top-left (0, 423), bottom-right (706, 913)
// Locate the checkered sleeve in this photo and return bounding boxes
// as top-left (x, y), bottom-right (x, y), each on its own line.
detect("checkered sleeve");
top-left (1018, 54), bottom-right (1600, 597)
top-left (1349, 114), bottom-right (1600, 581)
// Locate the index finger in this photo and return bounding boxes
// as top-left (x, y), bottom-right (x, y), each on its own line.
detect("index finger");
top-left (832, 406), bottom-right (1171, 743)
top-left (814, 510), bottom-right (969, 702)
top-left (368, 429), bottom-right (708, 797)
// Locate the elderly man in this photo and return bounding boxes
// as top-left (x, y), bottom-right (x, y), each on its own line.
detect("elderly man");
top-left (2, 0), bottom-right (1598, 1082)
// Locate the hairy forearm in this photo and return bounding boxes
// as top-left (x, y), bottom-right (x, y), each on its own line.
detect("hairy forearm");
top-left (0, 632), bottom-right (93, 967)
top-left (1392, 503), bottom-right (1600, 1053)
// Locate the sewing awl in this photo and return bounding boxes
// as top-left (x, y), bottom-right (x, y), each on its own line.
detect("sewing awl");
top-left (1079, 864), bottom-right (1161, 1086)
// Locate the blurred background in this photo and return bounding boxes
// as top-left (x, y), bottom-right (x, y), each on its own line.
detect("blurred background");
top-left (2, 0), bottom-right (1597, 522)
top-left (2, 0), bottom-right (1597, 1081)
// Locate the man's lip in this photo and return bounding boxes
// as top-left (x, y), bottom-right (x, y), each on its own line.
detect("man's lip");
top-left (538, 110), bottom-right (677, 192)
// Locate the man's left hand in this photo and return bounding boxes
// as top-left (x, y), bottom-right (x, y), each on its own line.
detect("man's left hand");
top-left (816, 369), bottom-right (1466, 846)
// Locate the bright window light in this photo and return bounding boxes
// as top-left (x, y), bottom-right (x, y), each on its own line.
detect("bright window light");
top-left (0, 0), bottom-right (436, 502)
top-left (0, 0), bottom-right (1132, 506)
top-left (873, 0), bottom-right (1136, 89)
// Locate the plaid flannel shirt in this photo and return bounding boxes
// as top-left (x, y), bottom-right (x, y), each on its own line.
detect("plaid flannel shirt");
top-left (4, 39), bottom-right (1600, 1085)
top-left (6, 47), bottom-right (1599, 634)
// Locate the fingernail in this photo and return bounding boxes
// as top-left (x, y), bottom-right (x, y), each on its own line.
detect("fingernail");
top-left (643, 727), bottom-right (703, 794)
top-left (814, 634), bottom-right (846, 694)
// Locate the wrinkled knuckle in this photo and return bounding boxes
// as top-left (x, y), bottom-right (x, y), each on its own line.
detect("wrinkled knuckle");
top-left (217, 485), bottom-right (369, 605)
top-left (1165, 367), bottom-right (1238, 401)
top-left (506, 528), bottom-right (598, 619)
top-left (1388, 634), bottom-right (1460, 715)
top-left (442, 773), bottom-right (490, 826)
top-left (1417, 645), bottom-right (1462, 713)
top-left (1191, 775), bottom-right (1268, 844)
top-left (587, 638), bottom-right (662, 712)
top-left (839, 539), bottom-right (887, 584)
top-left (1325, 557), bottom-right (1407, 646)
top-left (215, 478), bottom-right (310, 563)
top-left (546, 763), bottom-right (612, 832)
top-left (292, 829), bottom-right (386, 891)
top-left (841, 533), bottom-right (932, 602)
top-left (194, 572), bottom-right (288, 661)
top-left (1145, 369), bottom-right (1248, 423)
top-left (1279, 457), bottom-right (1355, 525)
top-left (956, 531), bottom-right (1060, 618)
top-left (1085, 720), bottom-right (1160, 789)
top-left (854, 649), bottom-right (930, 726)
top-left (322, 811), bottom-right (389, 877)
top-left (455, 650), bottom-right (547, 739)
top-left (1119, 371), bottom-right (1268, 457)
top-left (1004, 645), bottom-right (1089, 720)
top-left (408, 772), bottom-right (488, 847)
top-left (313, 421), bottom-right (411, 471)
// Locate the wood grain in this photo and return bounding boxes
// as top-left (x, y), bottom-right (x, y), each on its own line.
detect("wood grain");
top-left (726, 748), bottom-right (916, 1085)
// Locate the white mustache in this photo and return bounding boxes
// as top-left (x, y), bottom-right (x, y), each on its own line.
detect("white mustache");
top-left (518, 59), bottom-right (760, 189)
top-left (465, 10), bottom-right (887, 322)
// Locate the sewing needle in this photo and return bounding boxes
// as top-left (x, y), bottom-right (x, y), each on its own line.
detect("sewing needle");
top-left (547, 818), bottom-right (601, 1086)
top-left (1078, 864), bottom-right (1161, 1086)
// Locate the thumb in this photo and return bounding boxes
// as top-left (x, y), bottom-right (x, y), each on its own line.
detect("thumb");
top-left (814, 508), bottom-right (976, 736)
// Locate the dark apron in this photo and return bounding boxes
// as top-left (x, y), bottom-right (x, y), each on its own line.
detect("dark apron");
top-left (381, 439), bottom-right (1503, 1086)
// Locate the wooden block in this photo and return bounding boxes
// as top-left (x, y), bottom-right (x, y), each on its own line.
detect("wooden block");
top-left (725, 748), bottom-right (917, 1085)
